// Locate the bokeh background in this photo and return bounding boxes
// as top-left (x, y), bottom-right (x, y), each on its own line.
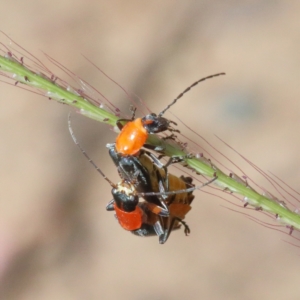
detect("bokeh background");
top-left (1, 1), bottom-right (300, 299)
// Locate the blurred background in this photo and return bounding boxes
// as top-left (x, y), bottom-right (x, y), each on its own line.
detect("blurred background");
top-left (0, 1), bottom-right (300, 299)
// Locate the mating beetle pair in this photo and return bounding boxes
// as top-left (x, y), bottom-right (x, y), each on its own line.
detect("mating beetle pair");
top-left (69, 119), bottom-right (212, 244)
top-left (69, 73), bottom-right (224, 243)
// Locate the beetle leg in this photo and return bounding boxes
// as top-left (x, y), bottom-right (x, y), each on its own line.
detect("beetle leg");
top-left (116, 118), bottom-right (131, 131)
top-left (159, 217), bottom-right (191, 244)
top-left (162, 133), bottom-right (177, 141)
top-left (153, 219), bottom-right (167, 244)
top-left (143, 143), bottom-right (165, 152)
top-left (166, 126), bottom-right (180, 134)
top-left (168, 120), bottom-right (177, 126)
top-left (129, 106), bottom-right (137, 120)
top-left (131, 224), bottom-right (158, 237)
top-left (164, 156), bottom-right (185, 168)
top-left (143, 150), bottom-right (164, 167)
top-left (155, 200), bottom-right (170, 217)
top-left (142, 149), bottom-right (185, 173)
top-left (142, 150), bottom-right (170, 192)
top-left (176, 218), bottom-right (190, 236)
top-left (116, 107), bottom-right (136, 131)
top-left (155, 168), bottom-right (171, 214)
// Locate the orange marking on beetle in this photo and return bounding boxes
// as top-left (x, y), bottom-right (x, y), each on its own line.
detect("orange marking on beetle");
top-left (146, 202), bottom-right (164, 215)
top-left (143, 119), bottom-right (154, 125)
top-left (114, 202), bottom-right (143, 231)
top-left (169, 203), bottom-right (191, 220)
top-left (115, 118), bottom-right (148, 155)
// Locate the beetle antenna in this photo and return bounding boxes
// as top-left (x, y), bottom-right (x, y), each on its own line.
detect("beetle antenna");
top-left (138, 176), bottom-right (217, 197)
top-left (158, 73), bottom-right (225, 117)
top-left (68, 113), bottom-right (117, 188)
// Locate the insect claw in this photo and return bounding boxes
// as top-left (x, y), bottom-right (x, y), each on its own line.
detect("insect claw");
top-left (129, 105), bottom-right (137, 120)
top-left (162, 133), bottom-right (177, 141)
top-left (183, 223), bottom-right (190, 236)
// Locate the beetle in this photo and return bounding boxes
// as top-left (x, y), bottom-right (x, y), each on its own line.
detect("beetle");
top-left (68, 115), bottom-right (216, 243)
top-left (115, 73), bottom-right (225, 156)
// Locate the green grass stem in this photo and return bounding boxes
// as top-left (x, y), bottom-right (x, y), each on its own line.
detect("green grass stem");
top-left (1, 52), bottom-right (300, 232)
